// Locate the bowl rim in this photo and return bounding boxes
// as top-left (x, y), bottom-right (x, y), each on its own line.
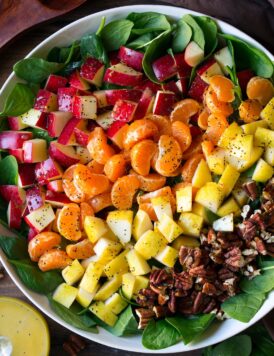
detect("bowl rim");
top-left (0, 4), bottom-right (273, 354)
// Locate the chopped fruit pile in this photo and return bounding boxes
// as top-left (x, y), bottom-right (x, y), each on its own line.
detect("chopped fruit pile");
top-left (0, 11), bottom-right (273, 349)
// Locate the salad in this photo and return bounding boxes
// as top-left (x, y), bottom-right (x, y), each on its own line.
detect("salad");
top-left (0, 11), bottom-right (273, 351)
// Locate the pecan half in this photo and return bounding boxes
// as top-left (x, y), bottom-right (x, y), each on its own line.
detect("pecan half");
top-left (243, 180), bottom-right (258, 201)
top-left (136, 288), bottom-right (157, 307)
top-left (136, 308), bottom-right (155, 329)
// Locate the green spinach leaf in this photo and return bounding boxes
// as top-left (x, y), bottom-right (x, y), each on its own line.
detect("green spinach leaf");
top-left (96, 16), bottom-right (106, 36)
top-left (28, 128), bottom-right (54, 144)
top-left (101, 19), bottom-right (134, 51)
top-left (194, 16), bottom-right (218, 55)
top-left (0, 155), bottom-right (18, 185)
top-left (47, 41), bottom-right (80, 64)
top-left (182, 14), bottom-right (205, 50)
top-left (172, 19), bottom-right (192, 53)
top-left (80, 33), bottom-right (108, 65)
top-left (127, 33), bottom-right (157, 50)
top-left (246, 324), bottom-right (274, 356)
top-left (127, 12), bottom-right (171, 35)
top-left (204, 334), bottom-right (252, 356)
top-left (0, 118), bottom-right (9, 132)
top-left (0, 235), bottom-right (28, 260)
top-left (240, 265), bottom-right (274, 294)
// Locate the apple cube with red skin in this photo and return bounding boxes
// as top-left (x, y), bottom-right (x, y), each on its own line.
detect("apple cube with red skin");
top-left (34, 89), bottom-right (58, 112)
top-left (184, 41), bottom-right (204, 67)
top-left (152, 54), bottom-right (177, 82)
top-left (134, 79), bottom-right (161, 94)
top-left (118, 46), bottom-right (144, 71)
top-left (35, 157), bottom-right (63, 185)
top-left (104, 63), bottom-right (143, 87)
top-left (8, 116), bottom-right (28, 130)
top-left (9, 148), bottom-right (24, 163)
top-left (58, 87), bottom-right (77, 112)
top-left (112, 100), bottom-right (138, 123)
top-left (174, 53), bottom-right (192, 77)
top-left (49, 141), bottom-right (80, 168)
top-left (26, 185), bottom-right (45, 212)
top-left (20, 109), bottom-right (47, 130)
top-left (47, 180), bottom-right (64, 193)
top-left (96, 111), bottom-right (115, 130)
top-left (47, 111), bottom-right (73, 138)
top-left (58, 117), bottom-right (85, 145)
top-left (7, 200), bottom-right (22, 229)
top-left (69, 70), bottom-right (90, 91)
top-left (196, 58), bottom-right (223, 84)
top-left (23, 139), bottom-right (48, 163)
top-left (134, 88), bottom-right (155, 120)
top-left (0, 131), bottom-right (33, 149)
top-left (162, 81), bottom-right (181, 96)
top-left (107, 121), bottom-right (128, 149)
top-left (188, 75), bottom-right (209, 102)
top-left (76, 146), bottom-right (91, 164)
top-left (237, 70), bottom-right (254, 92)
top-left (0, 185), bottom-right (26, 205)
top-left (18, 164), bottom-right (36, 188)
top-left (28, 227), bottom-right (38, 241)
top-left (109, 51), bottom-right (120, 65)
top-left (73, 95), bottom-right (97, 119)
top-left (45, 74), bottom-right (68, 93)
top-left (153, 91), bottom-right (176, 116)
top-left (45, 190), bottom-right (71, 207)
top-left (24, 203), bottom-right (55, 233)
top-left (93, 89), bottom-right (142, 108)
top-left (74, 127), bottom-right (90, 146)
top-left (80, 57), bottom-right (105, 87)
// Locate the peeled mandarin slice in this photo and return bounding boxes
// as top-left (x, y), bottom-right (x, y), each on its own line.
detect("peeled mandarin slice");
top-left (89, 192), bottom-right (113, 213)
top-left (28, 231), bottom-right (61, 262)
top-left (111, 175), bottom-right (140, 209)
top-left (209, 75), bottom-right (235, 102)
top-left (170, 99), bottom-right (200, 123)
top-left (144, 114), bottom-right (172, 136)
top-left (87, 127), bottom-right (115, 164)
top-left (80, 202), bottom-right (94, 230)
top-left (204, 113), bottom-right (229, 145)
top-left (171, 121), bottom-right (192, 153)
top-left (154, 135), bottom-right (182, 176)
top-left (181, 135), bottom-right (203, 160)
top-left (57, 203), bottom-right (82, 241)
top-left (38, 249), bottom-right (72, 271)
top-left (62, 164), bottom-right (86, 203)
top-left (239, 99), bottom-right (263, 123)
top-left (87, 159), bottom-right (105, 174)
top-left (104, 154), bottom-right (127, 182)
top-left (246, 76), bottom-right (274, 106)
top-left (131, 139), bottom-right (157, 176)
top-left (66, 239), bottom-right (94, 259)
top-left (123, 119), bottom-right (158, 150)
top-left (205, 87), bottom-right (233, 116)
top-left (181, 153), bottom-right (204, 183)
top-left (130, 170), bottom-right (166, 192)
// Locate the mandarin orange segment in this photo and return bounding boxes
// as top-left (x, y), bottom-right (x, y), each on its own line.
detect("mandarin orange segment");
top-left (154, 135), bottom-right (182, 176)
top-left (182, 135), bottom-right (203, 160)
top-left (205, 87), bottom-right (233, 116)
top-left (204, 113), bottom-right (229, 145)
top-left (80, 202), bottom-right (94, 230)
top-left (209, 75), bottom-right (235, 102)
top-left (181, 153), bottom-right (204, 183)
top-left (28, 231), bottom-right (61, 262)
top-left (111, 175), bottom-right (140, 209)
top-left (123, 119), bottom-right (159, 150)
top-left (201, 140), bottom-right (215, 157)
top-left (246, 76), bottom-right (274, 106)
top-left (89, 192), bottom-right (113, 213)
top-left (145, 114), bottom-right (172, 136)
top-left (137, 186), bottom-right (174, 204)
top-left (198, 108), bottom-right (210, 130)
top-left (87, 127), bottom-right (115, 164)
top-left (38, 249), bottom-right (72, 271)
top-left (87, 159), bottom-right (105, 174)
top-left (139, 203), bottom-right (158, 221)
top-left (239, 99), bottom-right (263, 123)
top-left (171, 121), bottom-right (192, 153)
top-left (170, 99), bottom-right (200, 123)
top-left (57, 203), bottom-right (82, 241)
top-left (130, 170), bottom-right (166, 192)
top-left (104, 154), bottom-right (127, 182)
top-left (131, 139), bottom-right (157, 176)
top-left (63, 165), bottom-right (86, 203)
top-left (66, 239), bottom-right (94, 260)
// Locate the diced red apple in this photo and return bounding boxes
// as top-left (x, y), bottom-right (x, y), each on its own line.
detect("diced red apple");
top-left (58, 87), bottom-right (77, 112)
top-left (197, 58), bottom-right (223, 84)
top-left (174, 53), bottom-right (192, 77)
top-left (93, 89), bottom-right (142, 108)
top-left (80, 57), bottom-right (105, 87)
top-left (45, 74), bottom-right (68, 93)
top-left (73, 96), bottom-right (97, 119)
top-left (214, 47), bottom-right (233, 75)
top-left (69, 70), bottom-right (90, 90)
top-left (45, 190), bottom-right (71, 207)
top-left (162, 81), bottom-right (181, 95)
top-left (7, 200), bottom-right (22, 229)
top-left (109, 51), bottom-right (120, 65)
top-left (188, 75), bottom-right (209, 102)
top-left (8, 116), bottom-right (28, 130)
top-left (74, 127), bottom-right (90, 146)
top-left (104, 63), bottom-right (143, 87)
top-left (107, 121), bottom-right (128, 149)
top-left (35, 157), bottom-right (63, 185)
top-left (0, 185), bottom-right (26, 205)
top-left (18, 164), bottom-right (36, 188)
top-left (58, 117), bottom-right (85, 145)
top-left (49, 141), bottom-right (80, 168)
top-left (152, 54), bottom-right (177, 82)
top-left (0, 131), bottom-right (33, 149)
top-left (47, 180), bottom-right (64, 193)
top-left (93, 90), bottom-right (108, 108)
top-left (34, 89), bottom-right (58, 112)
top-left (26, 186), bottom-right (45, 212)
top-left (28, 227), bottom-right (38, 241)
top-left (118, 46), bottom-right (144, 71)
top-left (134, 88), bottom-right (155, 120)
top-left (112, 100), bottom-right (138, 123)
top-left (152, 91), bottom-right (176, 116)
top-left (184, 41), bottom-right (204, 67)
top-left (24, 203), bottom-right (55, 232)
top-left (96, 111), bottom-right (115, 130)
top-left (23, 139), bottom-right (48, 163)
top-left (237, 70), bottom-right (254, 92)
top-left (47, 111), bottom-right (73, 138)
top-left (20, 109), bottom-right (47, 130)
top-left (134, 79), bottom-right (161, 93)
top-left (8, 148), bottom-right (24, 163)
top-left (22, 204), bottom-right (29, 218)
top-left (76, 146), bottom-right (91, 164)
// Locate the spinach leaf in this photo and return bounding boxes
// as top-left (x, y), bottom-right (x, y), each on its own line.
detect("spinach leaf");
top-left (28, 128), bottom-right (54, 144)
top-left (225, 40), bottom-right (242, 101)
top-left (0, 196), bottom-right (8, 223)
top-left (80, 33), bottom-right (108, 65)
top-left (166, 314), bottom-right (215, 345)
top-left (127, 12), bottom-right (171, 35)
top-left (205, 334), bottom-right (252, 356)
top-left (48, 297), bottom-right (98, 333)
top-left (221, 292), bottom-right (265, 322)
top-left (205, 208), bottom-right (220, 223)
top-left (246, 324), bottom-right (274, 356)
top-left (142, 30), bottom-right (172, 83)
top-left (0, 118), bottom-right (9, 132)
top-left (240, 266), bottom-right (274, 294)
top-left (119, 288), bottom-right (139, 306)
top-left (258, 256), bottom-right (274, 268)
top-left (9, 259), bottom-right (63, 294)
top-left (0, 155), bottom-right (18, 185)
top-left (182, 14), bottom-right (205, 50)
top-left (0, 83), bottom-right (35, 117)
top-left (142, 319), bottom-right (182, 350)
top-left (47, 42), bottom-right (80, 64)
top-left (127, 33), bottom-right (157, 50)
top-left (101, 20), bottom-right (134, 51)
top-left (172, 19), bottom-right (192, 53)
top-left (0, 235), bottom-right (28, 260)
top-left (194, 16), bottom-right (218, 55)
top-left (13, 58), bottom-right (64, 84)
top-left (96, 16), bottom-right (106, 36)
top-left (221, 34), bottom-right (273, 78)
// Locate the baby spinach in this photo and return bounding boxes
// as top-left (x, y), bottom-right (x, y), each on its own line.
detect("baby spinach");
top-left (0, 118), bottom-right (9, 132)
top-left (29, 128), bottom-right (54, 144)
top-left (203, 335), bottom-right (252, 356)
top-left (205, 208), bottom-right (220, 224)
top-left (172, 19), bottom-right (192, 53)
top-left (119, 288), bottom-right (139, 306)
top-left (96, 16), bottom-right (106, 36)
top-left (0, 155), bottom-right (18, 185)
top-left (0, 235), bottom-right (28, 260)
top-left (80, 34), bottom-right (109, 65)
top-left (9, 259), bottom-right (63, 294)
top-left (225, 40), bottom-right (242, 101)
top-left (142, 319), bottom-right (182, 350)
top-left (0, 83), bottom-right (35, 117)
top-left (194, 16), bottom-right (218, 55)
top-left (182, 14), bottom-right (205, 50)
top-left (127, 32), bottom-right (157, 50)
top-left (13, 58), bottom-right (64, 84)
top-left (47, 41), bottom-right (80, 64)
top-left (166, 314), bottom-right (215, 345)
top-left (127, 12), bottom-right (171, 35)
top-left (240, 264), bottom-right (274, 294)
top-left (101, 19), bottom-right (134, 51)
top-left (246, 324), bottom-right (274, 356)
top-left (221, 292), bottom-right (265, 322)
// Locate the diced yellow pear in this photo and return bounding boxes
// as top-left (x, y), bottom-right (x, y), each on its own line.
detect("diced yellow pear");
top-left (178, 212), bottom-right (203, 237)
top-left (105, 293), bottom-right (128, 315)
top-left (206, 147), bottom-right (226, 175)
top-left (218, 164), bottom-right (240, 197)
top-left (195, 182), bottom-right (224, 213)
top-left (261, 97), bottom-right (274, 129)
top-left (104, 250), bottom-right (129, 279)
top-left (252, 159), bottom-right (273, 182)
top-left (84, 216), bottom-right (108, 243)
top-left (94, 275), bottom-right (122, 301)
top-left (192, 202), bottom-right (209, 223)
top-left (254, 127), bottom-right (274, 148)
top-left (62, 259), bottom-right (85, 285)
top-left (122, 273), bottom-right (136, 299)
top-left (93, 238), bottom-right (122, 262)
top-left (172, 235), bottom-right (200, 250)
top-left (89, 301), bottom-right (118, 326)
top-left (155, 246), bottom-right (178, 267)
top-left (157, 213), bottom-right (183, 242)
top-left (264, 146), bottom-right (274, 166)
top-left (81, 255), bottom-right (98, 269)
top-left (217, 197), bottom-right (240, 217)
top-left (218, 122), bottom-right (243, 148)
top-left (228, 134), bottom-right (253, 160)
top-left (176, 185), bottom-right (192, 212)
top-left (101, 226), bottom-right (119, 241)
top-left (53, 283), bottom-right (78, 308)
top-left (106, 210), bottom-right (133, 245)
top-left (126, 249), bottom-right (151, 276)
top-left (151, 196), bottom-right (173, 220)
top-left (241, 120), bottom-right (268, 135)
top-left (213, 213), bottom-right (234, 232)
top-left (225, 146), bottom-right (263, 172)
top-left (134, 229), bottom-right (167, 259)
top-left (133, 276), bottom-right (149, 295)
top-left (76, 286), bottom-right (99, 308)
top-left (79, 261), bottom-right (104, 293)
top-left (132, 210), bottom-right (153, 241)
top-left (192, 159), bottom-right (212, 188)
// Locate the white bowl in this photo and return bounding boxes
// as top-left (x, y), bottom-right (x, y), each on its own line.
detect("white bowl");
top-left (0, 4), bottom-right (273, 354)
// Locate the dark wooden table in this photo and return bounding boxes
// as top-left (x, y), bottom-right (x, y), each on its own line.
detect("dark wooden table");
top-left (0, 1), bottom-right (273, 355)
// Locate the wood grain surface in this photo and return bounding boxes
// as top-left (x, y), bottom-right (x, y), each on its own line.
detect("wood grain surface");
top-left (0, 1), bottom-right (273, 355)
